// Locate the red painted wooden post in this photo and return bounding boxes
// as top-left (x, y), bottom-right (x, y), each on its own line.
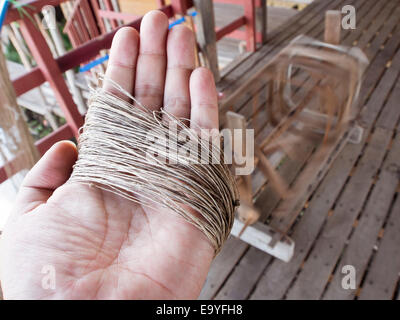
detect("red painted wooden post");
top-left (67, 26), bottom-right (80, 48)
top-left (244, 0), bottom-right (256, 51)
top-left (19, 18), bottom-right (83, 138)
top-left (216, 16), bottom-right (246, 40)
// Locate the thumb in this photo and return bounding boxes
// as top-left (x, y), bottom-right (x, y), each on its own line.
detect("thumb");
top-left (13, 140), bottom-right (78, 216)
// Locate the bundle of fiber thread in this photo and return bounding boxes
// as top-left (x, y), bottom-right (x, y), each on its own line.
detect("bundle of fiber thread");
top-left (69, 78), bottom-right (239, 254)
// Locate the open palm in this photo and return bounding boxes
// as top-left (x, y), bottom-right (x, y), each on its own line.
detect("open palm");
top-left (0, 11), bottom-right (219, 299)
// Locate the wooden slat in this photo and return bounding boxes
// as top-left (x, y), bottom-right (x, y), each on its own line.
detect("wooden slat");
top-left (268, 0), bottom-right (400, 235)
top-left (219, 0), bottom-right (352, 127)
top-left (276, 15), bottom-right (400, 299)
top-left (248, 1), bottom-right (382, 224)
top-left (376, 80), bottom-right (400, 130)
top-left (358, 193), bottom-right (400, 300)
top-left (12, 5), bottom-right (174, 98)
top-left (323, 133), bottom-right (400, 299)
top-left (193, 0), bottom-right (220, 82)
top-left (214, 246), bottom-right (271, 299)
top-left (199, 237), bottom-right (248, 299)
top-left (324, 10), bottom-right (341, 45)
top-left (209, 140), bottom-right (315, 299)
top-left (200, 139), bottom-right (314, 299)
top-left (203, 0), bottom-right (400, 300)
top-left (251, 11), bottom-right (400, 298)
top-left (285, 127), bottom-right (392, 300)
top-left (205, 0), bottom-right (365, 298)
top-left (19, 18), bottom-right (84, 137)
top-left (250, 133), bottom-right (367, 299)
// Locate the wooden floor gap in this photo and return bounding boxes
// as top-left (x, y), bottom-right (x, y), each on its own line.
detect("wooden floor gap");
top-left (211, 245), bottom-right (250, 300)
top-left (355, 191), bottom-right (400, 299)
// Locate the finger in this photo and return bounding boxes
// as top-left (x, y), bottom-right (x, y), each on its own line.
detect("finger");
top-left (104, 27), bottom-right (139, 101)
top-left (134, 10), bottom-right (169, 110)
top-left (189, 67), bottom-right (219, 130)
top-left (13, 141), bottom-right (78, 216)
top-left (163, 25), bottom-right (195, 122)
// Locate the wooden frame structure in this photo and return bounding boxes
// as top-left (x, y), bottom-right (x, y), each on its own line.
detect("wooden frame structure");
top-left (0, 0), bottom-right (261, 183)
top-left (225, 12), bottom-right (368, 262)
top-left (86, 0), bottom-right (265, 81)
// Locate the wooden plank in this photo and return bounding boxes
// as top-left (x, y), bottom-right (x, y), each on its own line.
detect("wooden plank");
top-left (214, 0), bottom-right (395, 300)
top-left (209, 0), bottom-right (367, 298)
top-left (357, 30), bottom-right (400, 111)
top-left (210, 140), bottom-right (315, 299)
top-left (285, 127), bottom-right (392, 300)
top-left (230, 220), bottom-right (295, 263)
top-left (256, 0), bottom-right (267, 44)
top-left (243, 0), bottom-right (256, 51)
top-left (19, 18), bottom-right (83, 138)
top-left (358, 193), bottom-right (400, 300)
top-left (215, 246), bottom-right (271, 300)
top-left (193, 0), bottom-right (220, 82)
top-left (252, 21), bottom-right (400, 300)
top-left (218, 0), bottom-right (348, 111)
top-left (354, 1), bottom-right (398, 50)
top-left (201, 135), bottom-right (314, 299)
top-left (258, 0), bottom-right (382, 222)
top-left (218, 0), bottom-right (362, 126)
top-left (324, 10), bottom-right (341, 45)
top-left (250, 134), bottom-right (367, 299)
top-left (323, 133), bottom-right (400, 299)
top-left (199, 237), bottom-right (248, 299)
top-left (376, 80), bottom-right (400, 130)
top-left (268, 126), bottom-right (351, 235)
top-left (205, 2), bottom-right (396, 300)
top-left (360, 48), bottom-right (400, 128)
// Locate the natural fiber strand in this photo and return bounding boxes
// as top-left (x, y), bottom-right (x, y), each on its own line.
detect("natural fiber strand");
top-left (69, 78), bottom-right (239, 254)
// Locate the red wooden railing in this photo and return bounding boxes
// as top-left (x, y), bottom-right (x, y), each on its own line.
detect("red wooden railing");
top-left (64, 0), bottom-right (101, 47)
top-left (95, 0), bottom-right (261, 51)
top-left (214, 0), bottom-right (262, 51)
top-left (0, 0), bottom-right (260, 183)
top-left (0, 0), bottom-right (177, 183)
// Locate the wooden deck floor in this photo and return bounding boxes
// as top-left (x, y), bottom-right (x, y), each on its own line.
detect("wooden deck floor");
top-left (203, 0), bottom-right (400, 300)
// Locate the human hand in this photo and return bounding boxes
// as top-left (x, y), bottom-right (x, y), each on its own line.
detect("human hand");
top-left (0, 10), bottom-right (219, 299)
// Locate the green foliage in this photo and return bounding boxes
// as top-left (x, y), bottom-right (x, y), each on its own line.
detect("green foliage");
top-left (58, 21), bottom-right (72, 51)
top-left (4, 40), bottom-right (21, 64)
